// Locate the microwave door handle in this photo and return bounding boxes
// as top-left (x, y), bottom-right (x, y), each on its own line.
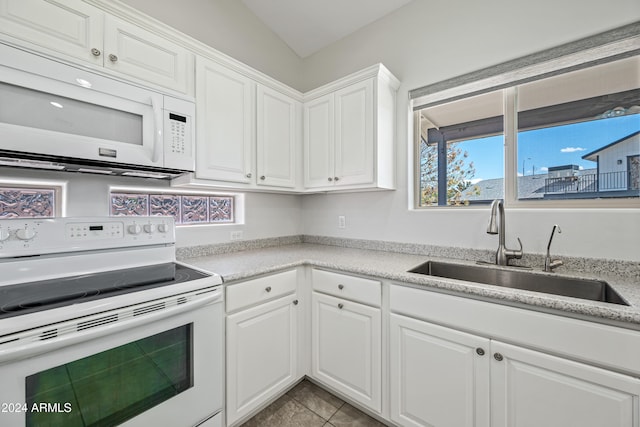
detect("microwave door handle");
top-left (0, 289), bottom-right (222, 364)
top-left (151, 97), bottom-right (162, 163)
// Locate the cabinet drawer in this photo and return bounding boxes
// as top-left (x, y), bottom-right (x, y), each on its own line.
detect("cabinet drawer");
top-left (226, 269), bottom-right (297, 313)
top-left (312, 269), bottom-right (381, 307)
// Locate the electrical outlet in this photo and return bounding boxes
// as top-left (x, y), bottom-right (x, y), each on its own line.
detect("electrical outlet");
top-left (230, 230), bottom-right (243, 241)
top-left (338, 216), bottom-right (346, 229)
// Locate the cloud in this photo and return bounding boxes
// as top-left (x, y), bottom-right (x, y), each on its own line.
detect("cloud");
top-left (540, 167), bottom-right (549, 172)
top-left (560, 147), bottom-right (586, 153)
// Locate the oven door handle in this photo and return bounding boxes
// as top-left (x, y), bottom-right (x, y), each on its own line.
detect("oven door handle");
top-left (0, 289), bottom-right (222, 364)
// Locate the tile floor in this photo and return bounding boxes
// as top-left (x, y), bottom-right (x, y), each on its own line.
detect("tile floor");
top-left (239, 379), bottom-right (388, 427)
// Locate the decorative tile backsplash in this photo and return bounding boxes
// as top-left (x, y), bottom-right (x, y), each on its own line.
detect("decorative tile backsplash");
top-left (0, 187), bottom-right (55, 218)
top-left (110, 192), bottom-right (234, 224)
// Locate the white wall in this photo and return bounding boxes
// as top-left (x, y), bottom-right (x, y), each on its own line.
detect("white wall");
top-left (119, 0), bottom-right (303, 89)
top-left (300, 0), bottom-right (640, 261)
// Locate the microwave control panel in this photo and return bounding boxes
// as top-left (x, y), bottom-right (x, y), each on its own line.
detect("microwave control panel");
top-left (168, 113), bottom-right (187, 155)
top-left (163, 97), bottom-right (195, 171)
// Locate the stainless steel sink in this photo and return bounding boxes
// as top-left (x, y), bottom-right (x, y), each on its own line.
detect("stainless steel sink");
top-left (408, 261), bottom-right (628, 305)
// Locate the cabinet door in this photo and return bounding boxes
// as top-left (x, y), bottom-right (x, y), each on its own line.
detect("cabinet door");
top-left (103, 16), bottom-right (193, 94)
top-left (0, 0), bottom-right (104, 65)
top-left (311, 292), bottom-right (381, 412)
top-left (196, 57), bottom-right (254, 183)
top-left (334, 78), bottom-right (374, 186)
top-left (257, 85), bottom-right (299, 188)
top-left (491, 340), bottom-right (640, 427)
top-left (227, 294), bottom-right (299, 426)
top-left (304, 94), bottom-right (334, 188)
top-left (389, 314), bottom-right (490, 427)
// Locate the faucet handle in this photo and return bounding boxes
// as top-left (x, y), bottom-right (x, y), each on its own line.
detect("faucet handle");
top-left (506, 237), bottom-right (523, 260)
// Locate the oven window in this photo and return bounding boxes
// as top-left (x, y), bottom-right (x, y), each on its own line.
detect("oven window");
top-left (25, 324), bottom-right (193, 427)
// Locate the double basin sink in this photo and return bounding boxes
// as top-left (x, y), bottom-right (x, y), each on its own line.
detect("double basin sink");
top-left (408, 260), bottom-right (628, 305)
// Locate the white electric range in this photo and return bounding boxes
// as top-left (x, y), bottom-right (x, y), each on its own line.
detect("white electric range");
top-left (0, 217), bottom-right (223, 427)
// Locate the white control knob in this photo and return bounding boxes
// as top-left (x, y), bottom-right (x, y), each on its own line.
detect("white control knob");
top-left (157, 223), bottom-right (169, 233)
top-left (16, 227), bottom-right (36, 240)
top-left (0, 228), bottom-right (9, 242)
top-left (143, 224), bottom-right (155, 233)
top-left (128, 224), bottom-right (142, 235)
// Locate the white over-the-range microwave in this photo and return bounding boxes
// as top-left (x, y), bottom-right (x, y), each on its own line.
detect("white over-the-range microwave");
top-left (0, 43), bottom-right (195, 179)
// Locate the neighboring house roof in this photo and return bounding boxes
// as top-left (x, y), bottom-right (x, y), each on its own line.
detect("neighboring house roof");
top-left (582, 130), bottom-right (640, 162)
top-left (463, 168), bottom-right (599, 200)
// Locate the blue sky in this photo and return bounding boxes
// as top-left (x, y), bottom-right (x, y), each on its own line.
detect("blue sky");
top-left (455, 114), bottom-right (640, 181)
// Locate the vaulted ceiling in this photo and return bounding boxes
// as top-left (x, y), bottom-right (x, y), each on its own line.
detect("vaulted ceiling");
top-left (241, 0), bottom-right (413, 58)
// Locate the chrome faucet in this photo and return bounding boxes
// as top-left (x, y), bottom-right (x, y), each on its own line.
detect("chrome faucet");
top-left (486, 199), bottom-right (523, 266)
top-left (544, 224), bottom-right (563, 272)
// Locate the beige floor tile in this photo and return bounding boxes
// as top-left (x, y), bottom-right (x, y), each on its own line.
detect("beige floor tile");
top-left (241, 394), bottom-right (326, 427)
top-left (328, 403), bottom-right (387, 427)
top-left (287, 380), bottom-right (344, 420)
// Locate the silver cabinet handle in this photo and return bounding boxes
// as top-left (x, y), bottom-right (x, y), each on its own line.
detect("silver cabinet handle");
top-left (338, 284), bottom-right (344, 290)
top-left (265, 286), bottom-right (272, 292)
top-left (293, 300), bottom-right (299, 305)
top-left (109, 54), bottom-right (118, 62)
top-left (246, 173), bottom-right (252, 178)
top-left (260, 175), bottom-right (266, 180)
top-left (494, 353), bottom-right (503, 361)
top-left (328, 177), bottom-right (333, 182)
top-left (91, 48), bottom-right (101, 57)
top-left (338, 303), bottom-right (344, 309)
top-left (476, 348), bottom-right (485, 356)
top-left (334, 177), bottom-right (340, 181)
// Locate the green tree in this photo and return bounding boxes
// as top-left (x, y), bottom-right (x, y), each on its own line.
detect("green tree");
top-left (420, 140), bottom-right (479, 206)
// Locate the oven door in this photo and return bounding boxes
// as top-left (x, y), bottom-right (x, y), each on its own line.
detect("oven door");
top-left (0, 43), bottom-right (163, 169)
top-left (0, 288), bottom-right (223, 427)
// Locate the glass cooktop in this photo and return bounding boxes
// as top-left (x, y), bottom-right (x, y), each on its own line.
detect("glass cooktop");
top-left (0, 263), bottom-right (210, 319)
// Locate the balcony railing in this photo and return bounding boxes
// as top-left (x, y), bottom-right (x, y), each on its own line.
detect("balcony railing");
top-left (544, 171), bottom-right (632, 194)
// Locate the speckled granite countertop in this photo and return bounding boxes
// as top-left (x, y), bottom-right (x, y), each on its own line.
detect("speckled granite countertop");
top-left (182, 243), bottom-right (640, 330)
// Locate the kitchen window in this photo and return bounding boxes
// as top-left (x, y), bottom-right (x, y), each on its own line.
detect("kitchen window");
top-left (411, 24), bottom-right (639, 208)
top-left (418, 90), bottom-right (504, 206)
top-left (110, 191), bottom-right (235, 224)
top-left (0, 181), bottom-right (64, 218)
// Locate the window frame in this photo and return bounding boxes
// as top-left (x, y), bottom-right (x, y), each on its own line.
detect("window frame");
top-left (410, 22), bottom-right (640, 209)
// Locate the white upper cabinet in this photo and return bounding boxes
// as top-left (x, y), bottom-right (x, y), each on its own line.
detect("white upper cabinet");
top-left (0, 0), bottom-right (194, 94)
top-left (195, 57), bottom-right (254, 184)
top-left (0, 0), bottom-right (104, 66)
top-left (102, 16), bottom-right (193, 94)
top-left (334, 79), bottom-right (374, 186)
top-left (304, 64), bottom-right (399, 191)
top-left (257, 85), bottom-right (300, 188)
top-left (304, 94), bottom-right (334, 188)
top-left (191, 59), bottom-right (302, 190)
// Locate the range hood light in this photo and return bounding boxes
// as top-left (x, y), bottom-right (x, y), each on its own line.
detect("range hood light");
top-left (0, 157), bottom-right (66, 170)
top-left (50, 101), bottom-right (63, 108)
top-left (77, 168), bottom-right (113, 175)
top-left (122, 171), bottom-right (170, 179)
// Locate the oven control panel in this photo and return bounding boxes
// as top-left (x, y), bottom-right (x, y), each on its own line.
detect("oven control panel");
top-left (0, 217), bottom-right (175, 258)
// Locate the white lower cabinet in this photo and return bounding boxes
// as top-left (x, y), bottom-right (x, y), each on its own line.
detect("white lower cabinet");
top-left (390, 313), bottom-right (490, 427)
top-left (311, 291), bottom-right (382, 413)
top-left (491, 340), bottom-right (640, 427)
top-left (390, 311), bottom-right (640, 427)
top-left (226, 271), bottom-right (300, 426)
